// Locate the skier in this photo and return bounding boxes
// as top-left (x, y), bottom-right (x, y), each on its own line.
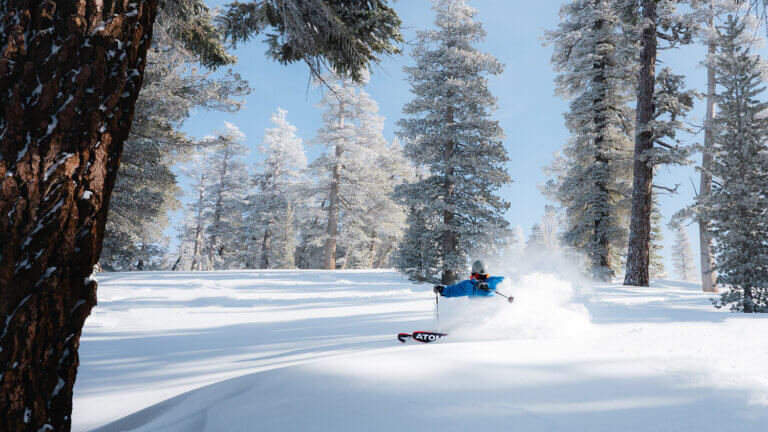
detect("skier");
top-left (399, 260), bottom-right (511, 343)
top-left (433, 260), bottom-right (510, 300)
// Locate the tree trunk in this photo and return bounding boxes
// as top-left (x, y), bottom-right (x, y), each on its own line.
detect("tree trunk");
top-left (441, 103), bottom-right (458, 285)
top-left (624, 0), bottom-right (657, 287)
top-left (340, 246), bottom-right (350, 270)
top-left (0, 1), bottom-right (157, 430)
top-left (369, 232), bottom-right (377, 269)
top-left (700, 10), bottom-right (718, 293)
top-left (260, 226), bottom-right (272, 269)
top-left (209, 143), bottom-right (230, 266)
top-left (591, 14), bottom-right (614, 282)
top-left (191, 169), bottom-right (207, 271)
top-left (324, 114), bottom-right (343, 270)
top-left (375, 242), bottom-right (394, 269)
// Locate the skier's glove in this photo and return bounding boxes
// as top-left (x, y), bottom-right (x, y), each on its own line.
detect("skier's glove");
top-left (477, 282), bottom-right (490, 292)
top-left (433, 285), bottom-right (444, 294)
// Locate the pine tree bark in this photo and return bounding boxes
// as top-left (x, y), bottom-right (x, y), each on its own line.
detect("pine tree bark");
top-left (699, 11), bottom-right (718, 293)
top-left (624, 0), bottom-right (657, 287)
top-left (592, 14), bottom-right (614, 282)
top-left (0, 1), bottom-right (157, 430)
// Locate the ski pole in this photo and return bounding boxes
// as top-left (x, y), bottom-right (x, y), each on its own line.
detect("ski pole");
top-left (435, 290), bottom-right (440, 324)
top-left (495, 290), bottom-right (514, 303)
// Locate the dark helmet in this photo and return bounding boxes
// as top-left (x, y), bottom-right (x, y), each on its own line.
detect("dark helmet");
top-left (471, 260), bottom-right (489, 277)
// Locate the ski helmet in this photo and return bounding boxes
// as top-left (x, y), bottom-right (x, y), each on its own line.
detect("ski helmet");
top-left (471, 260), bottom-right (489, 276)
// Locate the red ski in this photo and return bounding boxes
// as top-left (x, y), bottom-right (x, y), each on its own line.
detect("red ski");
top-left (397, 331), bottom-right (447, 343)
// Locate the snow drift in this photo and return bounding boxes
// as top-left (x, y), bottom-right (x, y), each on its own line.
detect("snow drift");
top-left (75, 269), bottom-right (768, 432)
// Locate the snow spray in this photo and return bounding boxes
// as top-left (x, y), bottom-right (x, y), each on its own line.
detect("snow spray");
top-left (438, 248), bottom-right (594, 340)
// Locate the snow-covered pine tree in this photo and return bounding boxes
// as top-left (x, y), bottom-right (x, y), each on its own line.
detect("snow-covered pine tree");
top-left (623, 0), bottom-right (697, 287)
top-left (671, 223), bottom-right (696, 281)
top-left (707, 16), bottom-right (768, 312)
top-left (527, 223), bottom-right (545, 252)
top-left (394, 165), bottom-right (441, 280)
top-left (370, 138), bottom-right (414, 269)
top-left (690, 0), bottom-right (741, 293)
top-left (176, 149), bottom-right (214, 271)
top-left (545, 0), bottom-right (636, 280)
top-left (540, 204), bottom-right (562, 252)
top-left (311, 74), bottom-right (360, 269)
top-left (624, 66), bottom-right (695, 284)
top-left (650, 196), bottom-right (667, 279)
top-left (338, 120), bottom-right (411, 269)
top-left (203, 123), bottom-right (250, 269)
top-left (310, 73), bottom-right (409, 269)
top-left (397, 0), bottom-right (510, 284)
top-left (508, 226), bottom-right (526, 254)
top-left (294, 195), bottom-right (328, 269)
top-left (219, 0), bottom-right (403, 81)
top-left (101, 38), bottom-right (249, 271)
top-left (247, 109), bottom-right (308, 269)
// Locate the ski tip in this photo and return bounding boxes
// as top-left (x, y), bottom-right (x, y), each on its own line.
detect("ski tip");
top-left (397, 333), bottom-right (410, 343)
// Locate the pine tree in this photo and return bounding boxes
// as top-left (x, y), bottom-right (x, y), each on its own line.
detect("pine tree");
top-left (219, 0), bottom-right (403, 81)
top-left (294, 194), bottom-right (328, 269)
top-left (248, 109), bottom-right (308, 269)
top-left (650, 196), bottom-right (667, 279)
top-left (310, 73), bottom-right (409, 269)
top-left (395, 165), bottom-right (441, 280)
top-left (671, 223), bottom-right (696, 281)
top-left (527, 223), bottom-right (545, 251)
top-left (545, 0), bottom-right (636, 280)
top-left (528, 205), bottom-right (561, 252)
top-left (101, 38), bottom-right (250, 271)
top-left (623, 0), bottom-right (696, 287)
top-left (707, 16), bottom-right (768, 312)
top-left (509, 226), bottom-right (526, 253)
top-left (691, 0), bottom-right (741, 293)
top-left (339, 125), bottom-right (411, 269)
top-left (540, 205), bottom-right (562, 251)
top-left (176, 149), bottom-right (214, 271)
top-left (204, 123), bottom-right (250, 269)
top-left (397, 0), bottom-right (511, 284)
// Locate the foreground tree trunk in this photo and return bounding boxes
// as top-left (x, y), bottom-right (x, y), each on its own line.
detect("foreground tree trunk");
top-left (624, 0), bottom-right (657, 287)
top-left (0, 1), bottom-right (157, 430)
top-left (699, 12), bottom-right (718, 293)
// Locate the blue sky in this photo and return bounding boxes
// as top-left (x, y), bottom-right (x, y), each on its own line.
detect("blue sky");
top-left (175, 0), bottom-right (730, 276)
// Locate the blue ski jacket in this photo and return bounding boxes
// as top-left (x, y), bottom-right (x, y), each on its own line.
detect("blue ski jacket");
top-left (441, 276), bottom-right (506, 298)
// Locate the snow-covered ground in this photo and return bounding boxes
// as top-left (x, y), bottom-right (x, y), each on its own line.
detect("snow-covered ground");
top-left (74, 269), bottom-right (768, 431)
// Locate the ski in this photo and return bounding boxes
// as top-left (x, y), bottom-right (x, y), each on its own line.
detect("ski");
top-left (397, 331), bottom-right (448, 343)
